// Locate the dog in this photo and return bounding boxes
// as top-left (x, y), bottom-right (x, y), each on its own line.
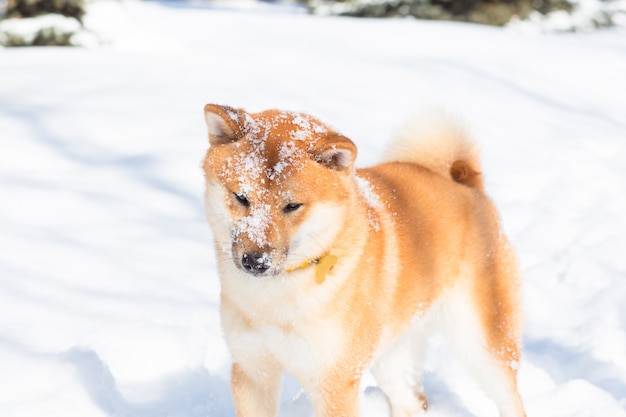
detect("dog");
top-left (202, 104), bottom-right (525, 417)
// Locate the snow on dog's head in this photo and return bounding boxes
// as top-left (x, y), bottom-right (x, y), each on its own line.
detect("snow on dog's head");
top-left (202, 104), bottom-right (356, 277)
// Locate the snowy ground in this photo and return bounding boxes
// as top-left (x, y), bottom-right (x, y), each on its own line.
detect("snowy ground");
top-left (1, 1), bottom-right (626, 416)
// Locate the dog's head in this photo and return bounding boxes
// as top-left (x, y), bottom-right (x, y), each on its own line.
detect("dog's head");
top-left (202, 104), bottom-right (357, 277)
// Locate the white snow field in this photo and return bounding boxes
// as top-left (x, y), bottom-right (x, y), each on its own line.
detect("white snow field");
top-left (1, 1), bottom-right (626, 416)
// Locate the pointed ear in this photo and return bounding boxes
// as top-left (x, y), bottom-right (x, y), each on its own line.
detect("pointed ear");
top-left (204, 104), bottom-right (245, 145)
top-left (311, 134), bottom-right (357, 171)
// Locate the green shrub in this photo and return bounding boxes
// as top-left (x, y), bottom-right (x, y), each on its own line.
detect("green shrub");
top-left (306, 0), bottom-right (573, 26)
top-left (0, 0), bottom-right (84, 46)
top-left (1, 26), bottom-right (74, 46)
top-left (4, 0), bottom-right (85, 22)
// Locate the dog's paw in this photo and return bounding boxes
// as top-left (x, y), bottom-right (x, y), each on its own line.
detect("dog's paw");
top-left (391, 390), bottom-right (429, 417)
top-left (417, 391), bottom-right (428, 412)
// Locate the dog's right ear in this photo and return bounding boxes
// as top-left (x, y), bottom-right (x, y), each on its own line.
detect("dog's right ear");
top-left (310, 134), bottom-right (357, 171)
top-left (204, 104), bottom-right (245, 146)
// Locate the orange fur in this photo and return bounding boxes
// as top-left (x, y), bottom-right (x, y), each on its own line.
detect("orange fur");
top-left (202, 105), bottom-right (525, 417)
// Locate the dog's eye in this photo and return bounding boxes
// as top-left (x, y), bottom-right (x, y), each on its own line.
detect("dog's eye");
top-left (233, 193), bottom-right (249, 207)
top-left (283, 203), bottom-right (302, 214)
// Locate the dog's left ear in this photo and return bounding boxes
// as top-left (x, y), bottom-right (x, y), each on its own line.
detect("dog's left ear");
top-left (204, 104), bottom-right (246, 146)
top-left (311, 134), bottom-right (357, 171)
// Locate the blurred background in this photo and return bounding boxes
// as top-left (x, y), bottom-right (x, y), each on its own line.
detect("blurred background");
top-left (1, 0), bottom-right (625, 45)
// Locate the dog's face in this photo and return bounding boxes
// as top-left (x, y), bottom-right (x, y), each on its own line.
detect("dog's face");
top-left (202, 105), bottom-right (357, 277)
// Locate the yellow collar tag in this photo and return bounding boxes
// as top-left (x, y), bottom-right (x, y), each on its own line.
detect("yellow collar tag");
top-left (285, 253), bottom-right (337, 285)
top-left (315, 254), bottom-right (337, 285)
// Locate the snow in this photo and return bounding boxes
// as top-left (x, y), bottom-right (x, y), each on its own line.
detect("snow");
top-left (235, 203), bottom-right (273, 247)
top-left (356, 175), bottom-right (383, 231)
top-left (355, 176), bottom-right (382, 210)
top-left (1, 1), bottom-right (626, 416)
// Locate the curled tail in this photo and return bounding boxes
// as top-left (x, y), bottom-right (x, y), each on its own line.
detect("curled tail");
top-left (382, 112), bottom-right (484, 190)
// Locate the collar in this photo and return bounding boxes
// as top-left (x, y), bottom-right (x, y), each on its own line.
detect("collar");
top-left (285, 253), bottom-right (338, 285)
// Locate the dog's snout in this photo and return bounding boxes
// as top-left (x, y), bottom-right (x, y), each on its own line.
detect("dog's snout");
top-left (241, 252), bottom-right (271, 275)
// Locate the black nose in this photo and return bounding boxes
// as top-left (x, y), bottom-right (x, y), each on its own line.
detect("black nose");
top-left (241, 252), bottom-right (271, 275)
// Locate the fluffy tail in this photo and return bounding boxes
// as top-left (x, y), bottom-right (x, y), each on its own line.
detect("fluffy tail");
top-left (382, 112), bottom-right (484, 190)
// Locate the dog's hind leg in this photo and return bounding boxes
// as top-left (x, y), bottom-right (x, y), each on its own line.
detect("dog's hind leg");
top-left (370, 321), bottom-right (432, 417)
top-left (442, 286), bottom-right (526, 417)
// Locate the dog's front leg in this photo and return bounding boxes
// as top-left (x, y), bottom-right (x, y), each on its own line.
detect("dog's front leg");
top-left (231, 361), bottom-right (281, 417)
top-left (310, 376), bottom-right (361, 417)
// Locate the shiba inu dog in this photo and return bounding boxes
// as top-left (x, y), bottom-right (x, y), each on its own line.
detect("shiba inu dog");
top-left (202, 104), bottom-right (525, 417)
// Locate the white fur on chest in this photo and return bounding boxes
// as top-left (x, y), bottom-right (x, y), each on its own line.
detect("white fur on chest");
top-left (222, 298), bottom-right (342, 386)
top-left (220, 265), bottom-right (345, 386)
